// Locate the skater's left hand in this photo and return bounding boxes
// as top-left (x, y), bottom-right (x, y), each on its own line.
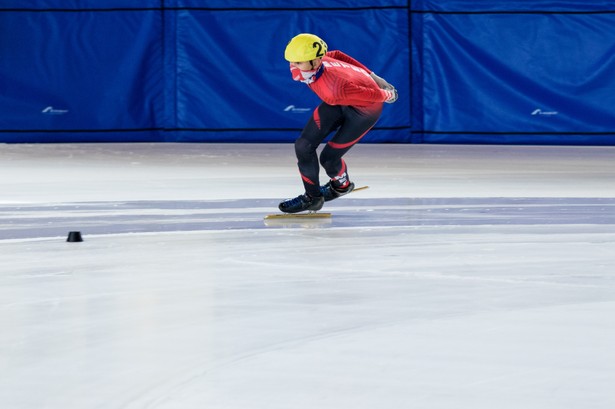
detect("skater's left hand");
top-left (370, 72), bottom-right (395, 91)
top-left (384, 88), bottom-right (398, 104)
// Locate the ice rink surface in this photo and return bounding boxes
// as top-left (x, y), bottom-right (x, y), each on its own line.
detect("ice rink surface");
top-left (1, 143), bottom-right (614, 409)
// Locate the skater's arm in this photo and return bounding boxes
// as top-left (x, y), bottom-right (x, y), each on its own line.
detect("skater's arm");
top-left (320, 82), bottom-right (397, 106)
top-left (343, 84), bottom-right (398, 104)
top-left (326, 50), bottom-right (396, 94)
top-left (370, 72), bottom-right (395, 91)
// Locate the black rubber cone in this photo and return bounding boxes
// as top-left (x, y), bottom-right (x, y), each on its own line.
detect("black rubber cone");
top-left (67, 231), bottom-right (83, 242)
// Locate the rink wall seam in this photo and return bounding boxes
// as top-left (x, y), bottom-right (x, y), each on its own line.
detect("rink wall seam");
top-left (3, 7), bottom-right (615, 13)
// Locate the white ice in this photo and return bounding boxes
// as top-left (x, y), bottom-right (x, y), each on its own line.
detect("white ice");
top-left (1, 143), bottom-right (614, 409)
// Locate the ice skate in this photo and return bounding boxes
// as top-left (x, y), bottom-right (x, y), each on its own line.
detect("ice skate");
top-left (320, 181), bottom-right (355, 202)
top-left (278, 193), bottom-right (325, 214)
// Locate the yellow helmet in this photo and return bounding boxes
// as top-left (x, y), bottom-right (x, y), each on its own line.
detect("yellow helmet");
top-left (284, 33), bottom-right (328, 62)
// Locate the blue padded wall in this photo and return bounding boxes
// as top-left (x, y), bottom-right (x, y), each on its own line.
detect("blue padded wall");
top-left (412, 0), bottom-right (615, 145)
top-left (0, 1), bottom-right (166, 142)
top-left (171, 1), bottom-right (410, 142)
top-left (1, 1), bottom-right (615, 144)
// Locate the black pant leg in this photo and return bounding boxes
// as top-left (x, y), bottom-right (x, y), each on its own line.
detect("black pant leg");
top-left (319, 105), bottom-right (383, 181)
top-left (294, 103), bottom-right (344, 196)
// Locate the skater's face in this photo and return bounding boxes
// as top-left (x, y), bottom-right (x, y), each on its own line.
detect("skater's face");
top-left (290, 58), bottom-right (322, 71)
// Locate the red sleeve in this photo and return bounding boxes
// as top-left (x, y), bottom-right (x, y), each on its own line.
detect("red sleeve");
top-left (325, 50), bottom-right (372, 73)
top-left (315, 76), bottom-right (393, 106)
top-left (333, 82), bottom-right (392, 105)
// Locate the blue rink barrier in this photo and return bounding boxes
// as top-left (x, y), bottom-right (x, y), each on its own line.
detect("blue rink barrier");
top-left (1, 0), bottom-right (614, 145)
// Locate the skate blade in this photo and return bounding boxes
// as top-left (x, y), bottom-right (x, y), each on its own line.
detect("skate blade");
top-left (264, 212), bottom-right (332, 228)
top-left (265, 186), bottom-right (368, 221)
top-left (264, 212), bottom-right (332, 220)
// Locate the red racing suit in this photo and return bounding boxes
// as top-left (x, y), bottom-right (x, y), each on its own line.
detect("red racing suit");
top-left (289, 50), bottom-right (393, 197)
top-left (306, 50), bottom-right (394, 107)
